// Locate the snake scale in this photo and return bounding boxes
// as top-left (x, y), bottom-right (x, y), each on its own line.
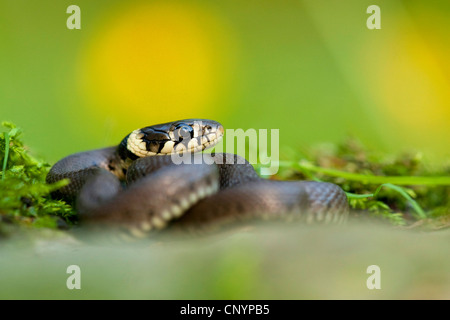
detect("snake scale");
top-left (47, 119), bottom-right (349, 236)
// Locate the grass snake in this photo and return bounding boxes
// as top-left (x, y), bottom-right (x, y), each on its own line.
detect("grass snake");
top-left (46, 119), bottom-right (349, 236)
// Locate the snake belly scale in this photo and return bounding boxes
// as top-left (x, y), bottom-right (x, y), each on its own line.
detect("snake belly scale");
top-left (46, 119), bottom-right (349, 235)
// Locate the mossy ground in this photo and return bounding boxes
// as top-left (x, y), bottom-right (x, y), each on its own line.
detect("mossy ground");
top-left (0, 122), bottom-right (75, 235)
top-left (274, 138), bottom-right (450, 228)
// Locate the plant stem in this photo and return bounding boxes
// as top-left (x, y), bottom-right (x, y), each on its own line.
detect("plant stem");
top-left (372, 183), bottom-right (427, 219)
top-left (2, 132), bottom-right (10, 181)
top-left (280, 161), bottom-right (450, 186)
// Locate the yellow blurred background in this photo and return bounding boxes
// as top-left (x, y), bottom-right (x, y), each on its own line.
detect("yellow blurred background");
top-left (0, 0), bottom-right (449, 163)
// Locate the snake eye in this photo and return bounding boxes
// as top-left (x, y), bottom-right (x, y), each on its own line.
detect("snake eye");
top-left (175, 125), bottom-right (193, 140)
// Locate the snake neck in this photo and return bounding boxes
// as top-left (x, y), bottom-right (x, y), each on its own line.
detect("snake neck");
top-left (107, 148), bottom-right (132, 180)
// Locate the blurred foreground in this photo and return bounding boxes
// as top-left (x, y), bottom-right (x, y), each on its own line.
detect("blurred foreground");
top-left (1, 219), bottom-right (449, 299)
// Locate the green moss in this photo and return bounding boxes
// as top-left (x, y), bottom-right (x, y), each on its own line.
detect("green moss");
top-left (274, 138), bottom-right (450, 227)
top-left (0, 122), bottom-right (75, 233)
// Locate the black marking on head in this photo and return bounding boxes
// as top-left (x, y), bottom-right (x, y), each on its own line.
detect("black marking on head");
top-left (138, 128), bottom-right (171, 154)
top-left (157, 141), bottom-right (167, 153)
top-left (118, 133), bottom-right (139, 161)
top-left (141, 128), bottom-right (171, 140)
top-left (202, 125), bottom-right (212, 135)
top-left (146, 140), bottom-right (163, 154)
top-left (173, 140), bottom-right (182, 147)
top-left (188, 126), bottom-right (195, 139)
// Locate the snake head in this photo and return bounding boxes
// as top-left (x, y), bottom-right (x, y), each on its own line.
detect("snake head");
top-left (118, 119), bottom-right (224, 161)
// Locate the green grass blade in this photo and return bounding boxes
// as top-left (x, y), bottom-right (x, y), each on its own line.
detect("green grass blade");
top-left (346, 183), bottom-right (426, 219)
top-left (281, 161), bottom-right (450, 186)
top-left (372, 183), bottom-right (426, 219)
top-left (2, 132), bottom-right (9, 181)
top-left (345, 192), bottom-right (374, 199)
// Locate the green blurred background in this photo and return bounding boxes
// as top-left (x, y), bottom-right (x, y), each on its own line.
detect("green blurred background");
top-left (0, 0), bottom-right (449, 163)
top-left (1, 0), bottom-right (450, 300)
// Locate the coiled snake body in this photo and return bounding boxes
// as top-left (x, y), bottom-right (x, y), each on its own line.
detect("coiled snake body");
top-left (47, 119), bottom-right (349, 236)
